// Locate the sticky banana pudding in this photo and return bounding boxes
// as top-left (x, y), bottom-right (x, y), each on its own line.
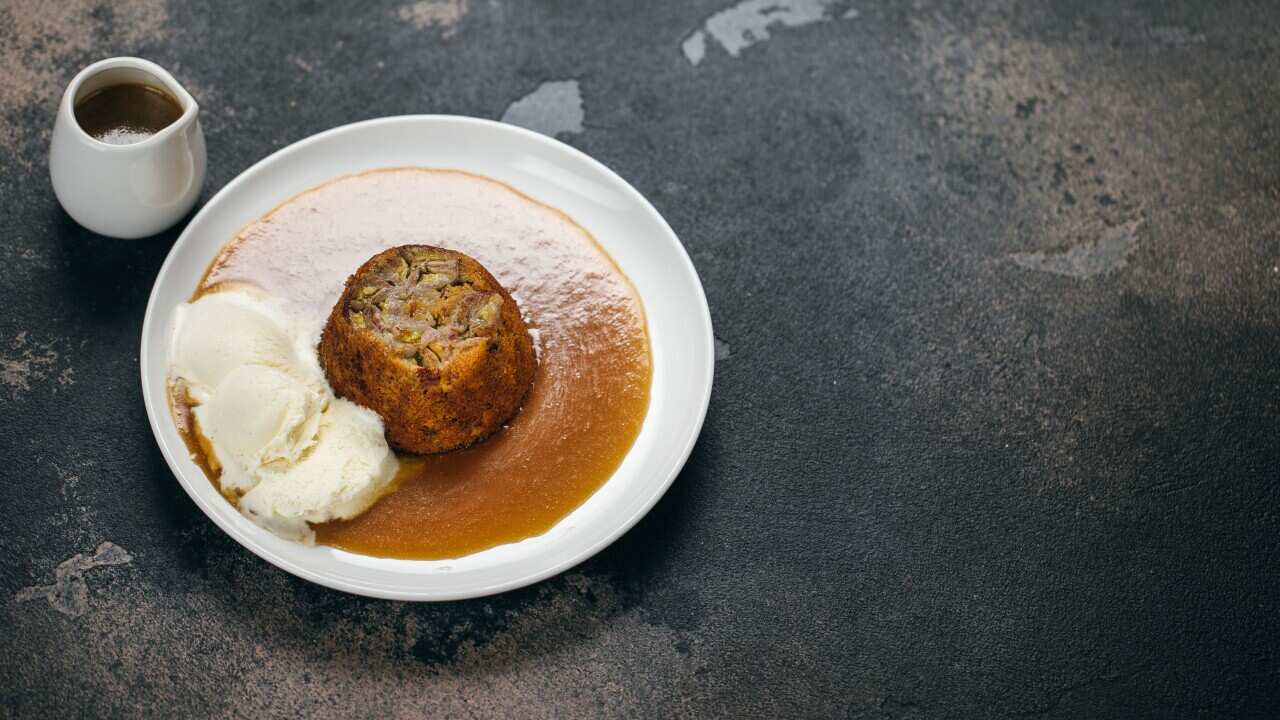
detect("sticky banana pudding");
top-left (319, 245), bottom-right (536, 454)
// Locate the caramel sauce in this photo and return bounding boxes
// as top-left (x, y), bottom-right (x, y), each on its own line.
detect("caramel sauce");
top-left (173, 168), bottom-right (651, 559)
top-left (75, 83), bottom-right (183, 145)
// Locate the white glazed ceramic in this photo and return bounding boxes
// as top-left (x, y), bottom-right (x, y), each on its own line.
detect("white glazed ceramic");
top-left (141, 116), bottom-right (714, 601)
top-left (50, 57), bottom-right (206, 239)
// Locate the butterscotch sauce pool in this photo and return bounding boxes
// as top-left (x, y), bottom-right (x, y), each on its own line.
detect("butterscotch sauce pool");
top-left (172, 168), bottom-right (651, 559)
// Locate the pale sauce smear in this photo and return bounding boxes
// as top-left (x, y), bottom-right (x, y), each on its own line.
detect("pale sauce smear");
top-left (174, 168), bottom-right (651, 559)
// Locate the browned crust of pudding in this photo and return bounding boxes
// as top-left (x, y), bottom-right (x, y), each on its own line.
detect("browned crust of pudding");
top-left (318, 245), bottom-right (536, 454)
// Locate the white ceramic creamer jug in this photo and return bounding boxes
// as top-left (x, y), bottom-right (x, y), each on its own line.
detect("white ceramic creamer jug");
top-left (49, 57), bottom-right (206, 239)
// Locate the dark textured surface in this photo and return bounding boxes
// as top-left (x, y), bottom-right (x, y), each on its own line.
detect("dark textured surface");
top-left (2, 0), bottom-right (1279, 717)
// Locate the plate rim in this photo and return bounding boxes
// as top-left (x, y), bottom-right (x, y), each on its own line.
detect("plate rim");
top-left (139, 114), bottom-right (714, 601)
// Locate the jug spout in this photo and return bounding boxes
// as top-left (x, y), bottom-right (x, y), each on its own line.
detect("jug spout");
top-left (49, 57), bottom-right (207, 239)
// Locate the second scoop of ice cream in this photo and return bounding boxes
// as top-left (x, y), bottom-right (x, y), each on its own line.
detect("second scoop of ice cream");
top-left (203, 364), bottom-right (324, 477)
top-left (239, 398), bottom-right (399, 542)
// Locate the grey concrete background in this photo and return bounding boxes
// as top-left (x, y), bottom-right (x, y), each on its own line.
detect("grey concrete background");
top-left (2, 0), bottom-right (1279, 717)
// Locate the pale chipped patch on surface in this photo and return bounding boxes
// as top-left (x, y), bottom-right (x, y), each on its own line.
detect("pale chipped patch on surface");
top-left (906, 2), bottom-right (1275, 311)
top-left (501, 80), bottom-right (584, 138)
top-left (396, 0), bottom-right (469, 37)
top-left (1, 331), bottom-right (70, 396)
top-left (682, 0), bottom-right (857, 65)
top-left (14, 542), bottom-right (133, 618)
top-left (682, 30), bottom-right (708, 65)
top-left (1010, 221), bottom-right (1143, 279)
top-left (906, 5), bottom-right (1156, 267)
top-left (715, 337), bottom-right (733, 361)
top-left (0, 0), bottom-right (171, 162)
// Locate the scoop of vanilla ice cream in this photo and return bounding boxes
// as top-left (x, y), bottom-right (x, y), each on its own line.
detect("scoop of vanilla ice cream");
top-left (170, 290), bottom-right (322, 404)
top-left (203, 364), bottom-right (325, 471)
top-left (238, 398), bottom-right (398, 543)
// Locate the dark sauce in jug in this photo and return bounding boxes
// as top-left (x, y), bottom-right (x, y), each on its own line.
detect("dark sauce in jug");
top-left (75, 83), bottom-right (183, 146)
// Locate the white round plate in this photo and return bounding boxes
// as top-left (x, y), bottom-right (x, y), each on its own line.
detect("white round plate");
top-left (140, 116), bottom-right (713, 601)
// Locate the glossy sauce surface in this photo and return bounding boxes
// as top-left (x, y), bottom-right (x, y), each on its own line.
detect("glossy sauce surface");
top-left (183, 168), bottom-right (651, 559)
top-left (75, 83), bottom-right (183, 145)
